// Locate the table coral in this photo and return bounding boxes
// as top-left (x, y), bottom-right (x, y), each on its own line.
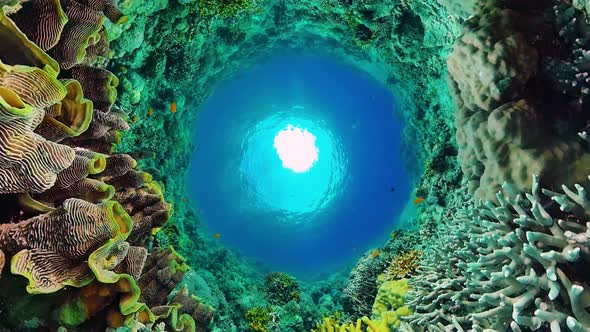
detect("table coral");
top-left (402, 174), bottom-right (590, 331)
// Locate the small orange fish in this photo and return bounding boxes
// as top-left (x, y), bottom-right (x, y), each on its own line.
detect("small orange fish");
top-left (371, 249), bottom-right (380, 258)
top-left (170, 102), bottom-right (177, 113)
top-left (131, 115), bottom-right (138, 123)
top-left (256, 7), bottom-right (263, 13)
top-left (413, 197), bottom-right (425, 205)
top-left (148, 108), bottom-right (154, 116)
top-left (182, 197), bottom-right (187, 203)
top-left (214, 233), bottom-right (221, 238)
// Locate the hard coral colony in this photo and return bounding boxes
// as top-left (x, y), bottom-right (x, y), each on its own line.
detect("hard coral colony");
top-left (0, 0), bottom-right (211, 330)
top-left (0, 0), bottom-right (589, 332)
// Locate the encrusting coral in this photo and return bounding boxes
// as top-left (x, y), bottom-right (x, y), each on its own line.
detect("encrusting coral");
top-left (450, 0), bottom-right (590, 200)
top-left (401, 174), bottom-right (590, 331)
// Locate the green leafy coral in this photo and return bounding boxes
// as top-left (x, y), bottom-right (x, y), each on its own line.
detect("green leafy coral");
top-left (245, 306), bottom-right (271, 332)
top-left (264, 271), bottom-right (300, 306)
top-left (198, 0), bottom-right (256, 19)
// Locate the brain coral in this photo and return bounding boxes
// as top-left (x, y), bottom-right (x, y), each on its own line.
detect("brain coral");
top-left (401, 174), bottom-right (590, 331)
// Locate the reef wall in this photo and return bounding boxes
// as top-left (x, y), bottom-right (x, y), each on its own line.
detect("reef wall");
top-left (0, 0), bottom-right (213, 330)
top-left (2, 0), bottom-right (589, 331)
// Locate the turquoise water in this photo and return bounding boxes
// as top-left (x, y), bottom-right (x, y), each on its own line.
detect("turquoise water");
top-left (188, 54), bottom-right (411, 276)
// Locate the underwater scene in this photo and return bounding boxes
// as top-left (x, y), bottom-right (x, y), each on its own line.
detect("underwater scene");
top-left (0, 0), bottom-right (590, 331)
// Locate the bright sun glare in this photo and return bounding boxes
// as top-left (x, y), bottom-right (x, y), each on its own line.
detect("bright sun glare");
top-left (273, 124), bottom-right (319, 173)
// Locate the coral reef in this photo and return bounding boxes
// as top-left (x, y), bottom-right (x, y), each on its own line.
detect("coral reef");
top-left (382, 250), bottom-right (422, 281)
top-left (371, 278), bottom-right (412, 329)
top-left (0, 1), bottom-right (211, 331)
top-left (264, 271), bottom-right (301, 306)
top-left (449, 0), bottom-right (590, 200)
top-left (4, 0), bottom-right (589, 331)
top-left (401, 175), bottom-right (590, 331)
top-left (245, 306), bottom-right (272, 332)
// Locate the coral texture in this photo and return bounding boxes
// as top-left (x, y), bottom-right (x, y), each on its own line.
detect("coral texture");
top-left (402, 175), bottom-right (590, 331)
top-left (449, 0), bottom-right (590, 200)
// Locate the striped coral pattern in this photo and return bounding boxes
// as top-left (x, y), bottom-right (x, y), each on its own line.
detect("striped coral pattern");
top-left (138, 247), bottom-right (188, 307)
top-left (35, 177), bottom-right (114, 205)
top-left (35, 79), bottom-right (93, 142)
top-left (105, 169), bottom-right (151, 191)
top-left (0, 65), bottom-right (75, 193)
top-left (102, 0), bottom-right (124, 23)
top-left (10, 0), bottom-right (68, 51)
top-left (66, 65), bottom-right (118, 110)
top-left (0, 65), bottom-right (67, 109)
top-left (84, 27), bottom-right (110, 64)
top-left (114, 245), bottom-right (147, 280)
top-left (102, 154), bottom-right (136, 177)
top-left (11, 248), bottom-right (93, 293)
top-left (0, 249), bottom-right (4, 275)
top-left (171, 287), bottom-right (215, 328)
top-left (53, 151), bottom-right (104, 188)
top-left (1, 198), bottom-right (134, 293)
top-left (0, 109), bottom-right (75, 193)
top-left (8, 199), bottom-right (117, 258)
top-left (51, 0), bottom-right (104, 69)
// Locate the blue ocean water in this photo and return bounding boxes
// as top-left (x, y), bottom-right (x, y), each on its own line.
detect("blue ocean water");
top-left (188, 53), bottom-right (411, 277)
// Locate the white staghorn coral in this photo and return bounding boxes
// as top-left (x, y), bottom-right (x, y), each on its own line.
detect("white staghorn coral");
top-left (402, 175), bottom-right (590, 332)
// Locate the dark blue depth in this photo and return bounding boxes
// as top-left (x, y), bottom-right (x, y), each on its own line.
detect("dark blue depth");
top-left (188, 53), bottom-right (411, 277)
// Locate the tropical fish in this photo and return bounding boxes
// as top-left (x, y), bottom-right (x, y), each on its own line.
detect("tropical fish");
top-left (131, 115), bottom-right (138, 123)
top-left (371, 249), bottom-right (380, 258)
top-left (413, 197), bottom-right (425, 205)
top-left (170, 102), bottom-right (177, 113)
top-left (182, 197), bottom-right (188, 203)
top-left (214, 233), bottom-right (221, 238)
top-left (148, 108), bottom-right (154, 116)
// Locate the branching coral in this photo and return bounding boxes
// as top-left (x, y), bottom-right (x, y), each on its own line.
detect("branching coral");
top-left (401, 175), bottom-right (590, 331)
top-left (342, 251), bottom-right (388, 318)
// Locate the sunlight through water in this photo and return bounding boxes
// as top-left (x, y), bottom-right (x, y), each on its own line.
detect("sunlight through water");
top-left (239, 110), bottom-right (347, 222)
top-left (273, 124), bottom-right (319, 173)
